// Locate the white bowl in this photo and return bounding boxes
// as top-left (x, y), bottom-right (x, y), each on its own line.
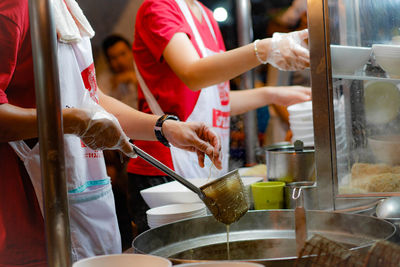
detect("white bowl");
top-left (148, 209), bottom-right (207, 223)
top-left (330, 45), bottom-right (371, 74)
top-left (373, 44), bottom-right (400, 78)
top-left (290, 126), bottom-right (314, 137)
top-left (148, 211), bottom-right (207, 228)
top-left (72, 254), bottom-right (172, 267)
top-left (372, 44), bottom-right (400, 56)
top-left (147, 209), bottom-right (206, 223)
top-left (141, 177), bottom-right (263, 208)
top-left (174, 262), bottom-right (264, 267)
top-left (368, 135), bottom-right (400, 165)
top-left (287, 101), bottom-right (312, 116)
top-left (289, 112), bottom-right (313, 122)
top-left (289, 119), bottom-right (314, 128)
top-left (292, 134), bottom-right (314, 144)
top-left (364, 81), bottom-right (400, 124)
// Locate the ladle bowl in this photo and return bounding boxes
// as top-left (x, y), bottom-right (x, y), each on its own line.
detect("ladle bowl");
top-left (131, 144), bottom-right (249, 225)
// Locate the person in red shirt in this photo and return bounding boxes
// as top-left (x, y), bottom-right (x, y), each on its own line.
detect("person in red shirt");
top-left (0, 0), bottom-right (222, 265)
top-left (129, 0), bottom-right (312, 234)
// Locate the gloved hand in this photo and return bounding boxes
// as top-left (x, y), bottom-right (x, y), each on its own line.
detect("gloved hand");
top-left (63, 105), bottom-right (135, 157)
top-left (267, 29), bottom-right (310, 71)
top-left (161, 120), bottom-right (222, 169)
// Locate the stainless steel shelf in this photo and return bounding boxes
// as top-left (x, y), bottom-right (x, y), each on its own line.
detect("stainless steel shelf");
top-left (333, 73), bottom-right (400, 82)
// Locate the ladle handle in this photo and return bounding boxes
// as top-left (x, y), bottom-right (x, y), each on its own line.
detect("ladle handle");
top-left (131, 144), bottom-right (204, 197)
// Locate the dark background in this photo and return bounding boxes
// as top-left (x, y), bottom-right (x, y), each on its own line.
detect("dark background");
top-left (201, 0), bottom-right (293, 50)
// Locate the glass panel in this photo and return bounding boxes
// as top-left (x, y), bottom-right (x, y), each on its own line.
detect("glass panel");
top-left (328, 0), bottom-right (400, 194)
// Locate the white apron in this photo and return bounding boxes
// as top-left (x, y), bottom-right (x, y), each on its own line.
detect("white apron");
top-left (8, 37), bottom-right (121, 261)
top-left (135, 0), bottom-right (230, 179)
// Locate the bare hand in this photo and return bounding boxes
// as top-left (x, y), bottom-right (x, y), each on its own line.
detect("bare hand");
top-left (266, 86), bottom-right (311, 106)
top-left (162, 120), bottom-right (222, 169)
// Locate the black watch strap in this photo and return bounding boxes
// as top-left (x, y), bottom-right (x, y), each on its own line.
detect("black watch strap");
top-left (154, 114), bottom-right (179, 147)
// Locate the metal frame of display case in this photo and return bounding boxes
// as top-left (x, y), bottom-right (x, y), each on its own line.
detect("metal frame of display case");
top-left (308, 0), bottom-right (400, 210)
top-left (308, 0), bottom-right (337, 210)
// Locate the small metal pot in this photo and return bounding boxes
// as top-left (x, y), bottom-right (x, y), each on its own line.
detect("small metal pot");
top-left (266, 141), bottom-right (315, 183)
top-left (284, 181), bottom-right (319, 209)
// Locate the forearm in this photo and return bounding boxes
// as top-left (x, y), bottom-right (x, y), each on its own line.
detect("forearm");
top-left (181, 45), bottom-right (264, 90)
top-left (230, 85), bottom-right (311, 116)
top-left (0, 103), bottom-right (38, 142)
top-left (97, 90), bottom-right (158, 141)
top-left (164, 33), bottom-right (270, 91)
top-left (229, 88), bottom-right (271, 116)
top-left (0, 103), bottom-right (98, 142)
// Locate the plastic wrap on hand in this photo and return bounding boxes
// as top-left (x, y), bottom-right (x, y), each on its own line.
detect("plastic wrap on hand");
top-left (76, 101), bottom-right (135, 157)
top-left (267, 29), bottom-right (309, 71)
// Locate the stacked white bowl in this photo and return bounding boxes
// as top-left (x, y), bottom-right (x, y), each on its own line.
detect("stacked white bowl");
top-left (330, 45), bottom-right (371, 75)
top-left (288, 101), bottom-right (314, 146)
top-left (372, 44), bottom-right (400, 78)
top-left (146, 203), bottom-right (207, 229)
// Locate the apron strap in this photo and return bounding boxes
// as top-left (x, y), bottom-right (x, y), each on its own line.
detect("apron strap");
top-left (175, 0), bottom-right (207, 57)
top-left (134, 62), bottom-right (164, 116)
top-left (8, 140), bottom-right (32, 160)
top-left (194, 1), bottom-right (217, 43)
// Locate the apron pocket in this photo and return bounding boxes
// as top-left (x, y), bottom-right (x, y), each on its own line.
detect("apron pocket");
top-left (68, 182), bottom-right (121, 261)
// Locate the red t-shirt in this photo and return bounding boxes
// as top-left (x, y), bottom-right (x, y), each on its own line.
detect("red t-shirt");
top-left (129, 0), bottom-right (226, 175)
top-left (0, 0), bottom-right (47, 266)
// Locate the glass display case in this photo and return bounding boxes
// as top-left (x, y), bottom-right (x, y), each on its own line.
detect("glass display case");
top-left (308, 0), bottom-right (400, 209)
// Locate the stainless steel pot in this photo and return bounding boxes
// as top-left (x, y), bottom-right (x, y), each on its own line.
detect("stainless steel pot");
top-left (265, 143), bottom-right (315, 183)
top-left (284, 181), bottom-right (318, 209)
top-left (132, 210), bottom-right (396, 266)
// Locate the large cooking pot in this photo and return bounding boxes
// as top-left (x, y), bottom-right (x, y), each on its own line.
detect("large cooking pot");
top-left (132, 210), bottom-right (396, 266)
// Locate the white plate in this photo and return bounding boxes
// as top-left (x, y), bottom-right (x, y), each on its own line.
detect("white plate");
top-left (146, 203), bottom-right (206, 216)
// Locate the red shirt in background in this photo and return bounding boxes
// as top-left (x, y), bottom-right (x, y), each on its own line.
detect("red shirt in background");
top-left (0, 0), bottom-right (47, 266)
top-left (129, 0), bottom-right (226, 176)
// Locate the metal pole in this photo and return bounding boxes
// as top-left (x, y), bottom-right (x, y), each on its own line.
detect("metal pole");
top-left (236, 0), bottom-right (258, 165)
top-left (307, 0), bottom-right (335, 210)
top-left (29, 0), bottom-right (72, 266)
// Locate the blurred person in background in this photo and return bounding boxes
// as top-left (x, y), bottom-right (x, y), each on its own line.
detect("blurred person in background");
top-left (0, 0), bottom-right (222, 265)
top-left (128, 0), bottom-right (312, 234)
top-left (100, 34), bottom-right (138, 109)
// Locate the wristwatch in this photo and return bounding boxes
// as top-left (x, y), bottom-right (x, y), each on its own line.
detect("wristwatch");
top-left (154, 114), bottom-right (179, 147)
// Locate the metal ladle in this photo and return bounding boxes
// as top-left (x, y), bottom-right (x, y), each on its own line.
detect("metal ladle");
top-left (131, 144), bottom-right (249, 225)
top-left (376, 197), bottom-right (400, 219)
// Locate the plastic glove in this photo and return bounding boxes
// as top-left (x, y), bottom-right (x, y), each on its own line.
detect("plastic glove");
top-left (267, 29), bottom-right (310, 71)
top-left (161, 120), bottom-right (222, 169)
top-left (64, 105), bottom-right (135, 157)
